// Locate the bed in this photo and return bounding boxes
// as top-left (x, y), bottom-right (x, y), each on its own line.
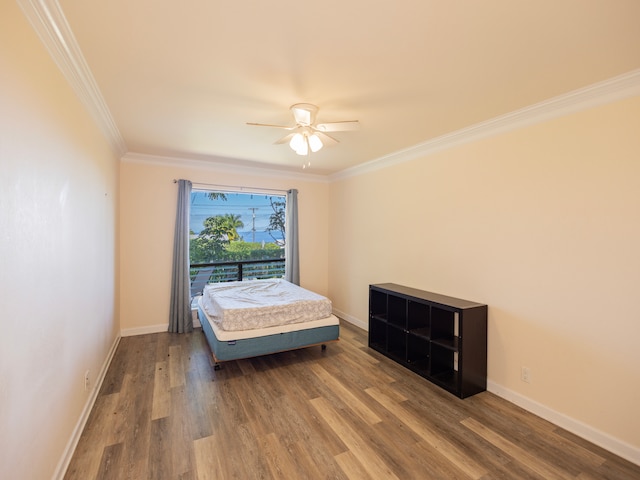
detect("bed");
top-left (197, 278), bottom-right (340, 369)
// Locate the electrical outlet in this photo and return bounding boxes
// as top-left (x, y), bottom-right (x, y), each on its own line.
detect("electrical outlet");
top-left (84, 370), bottom-right (90, 391)
top-left (521, 366), bottom-right (531, 384)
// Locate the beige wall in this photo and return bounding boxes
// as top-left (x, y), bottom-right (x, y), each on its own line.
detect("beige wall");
top-left (119, 158), bottom-right (330, 333)
top-left (0, 3), bottom-right (120, 479)
top-left (328, 95), bottom-right (640, 460)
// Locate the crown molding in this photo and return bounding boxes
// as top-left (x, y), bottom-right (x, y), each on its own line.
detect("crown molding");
top-left (330, 68), bottom-right (640, 182)
top-left (17, 0), bottom-right (127, 157)
top-left (122, 152), bottom-right (330, 183)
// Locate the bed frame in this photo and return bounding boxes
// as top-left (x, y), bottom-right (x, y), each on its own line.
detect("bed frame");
top-left (197, 301), bottom-right (340, 370)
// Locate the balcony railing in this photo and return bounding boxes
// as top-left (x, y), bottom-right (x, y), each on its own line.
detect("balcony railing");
top-left (190, 258), bottom-right (286, 297)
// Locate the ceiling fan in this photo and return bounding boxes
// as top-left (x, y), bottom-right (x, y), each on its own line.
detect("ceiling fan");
top-left (247, 103), bottom-right (359, 165)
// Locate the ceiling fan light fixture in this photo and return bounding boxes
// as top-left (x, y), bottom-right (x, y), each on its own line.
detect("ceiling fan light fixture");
top-left (290, 133), bottom-right (306, 153)
top-left (308, 134), bottom-right (323, 152)
top-left (295, 142), bottom-right (309, 156)
top-left (290, 133), bottom-right (309, 155)
top-left (249, 103), bottom-right (357, 164)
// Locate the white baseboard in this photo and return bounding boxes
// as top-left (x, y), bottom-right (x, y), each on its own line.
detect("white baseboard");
top-left (121, 310), bottom-right (201, 337)
top-left (52, 334), bottom-right (121, 480)
top-left (333, 308), bottom-right (368, 331)
top-left (487, 380), bottom-right (640, 466)
top-left (120, 323), bottom-right (168, 337)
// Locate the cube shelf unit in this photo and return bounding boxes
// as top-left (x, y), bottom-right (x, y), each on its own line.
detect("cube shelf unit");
top-left (369, 283), bottom-right (487, 399)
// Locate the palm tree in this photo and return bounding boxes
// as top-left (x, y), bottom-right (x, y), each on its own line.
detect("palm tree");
top-left (207, 192), bottom-right (227, 201)
top-left (221, 214), bottom-right (244, 242)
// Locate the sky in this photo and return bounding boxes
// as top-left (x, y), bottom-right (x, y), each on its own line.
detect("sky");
top-left (190, 191), bottom-right (285, 242)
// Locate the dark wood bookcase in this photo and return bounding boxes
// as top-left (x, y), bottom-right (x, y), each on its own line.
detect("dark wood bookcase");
top-left (369, 283), bottom-right (488, 398)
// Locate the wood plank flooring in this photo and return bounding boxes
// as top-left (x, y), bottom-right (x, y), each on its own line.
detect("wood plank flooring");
top-left (64, 321), bottom-right (640, 479)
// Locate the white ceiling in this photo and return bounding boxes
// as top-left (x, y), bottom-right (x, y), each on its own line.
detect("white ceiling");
top-left (50, 0), bottom-right (640, 175)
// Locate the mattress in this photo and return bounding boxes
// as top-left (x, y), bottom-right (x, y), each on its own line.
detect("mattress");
top-left (201, 278), bottom-right (333, 331)
top-left (197, 299), bottom-right (340, 362)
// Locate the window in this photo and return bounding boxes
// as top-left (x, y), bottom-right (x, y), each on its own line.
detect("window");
top-left (189, 190), bottom-right (286, 286)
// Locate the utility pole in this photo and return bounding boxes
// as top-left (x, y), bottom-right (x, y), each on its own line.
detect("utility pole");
top-left (248, 208), bottom-right (258, 242)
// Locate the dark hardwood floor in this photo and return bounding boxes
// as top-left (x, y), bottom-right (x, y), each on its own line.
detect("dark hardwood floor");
top-left (64, 320), bottom-right (640, 479)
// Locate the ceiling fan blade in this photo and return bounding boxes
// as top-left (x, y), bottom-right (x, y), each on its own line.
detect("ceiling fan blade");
top-left (315, 131), bottom-right (339, 146)
top-left (291, 103), bottom-right (318, 126)
top-left (315, 120), bottom-right (360, 132)
top-left (274, 132), bottom-right (296, 145)
top-left (246, 122), bottom-right (294, 129)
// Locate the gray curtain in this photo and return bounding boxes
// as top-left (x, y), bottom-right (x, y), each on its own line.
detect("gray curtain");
top-left (284, 188), bottom-right (300, 285)
top-left (169, 179), bottom-right (193, 333)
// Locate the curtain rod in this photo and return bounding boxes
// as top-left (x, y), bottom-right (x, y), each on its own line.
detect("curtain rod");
top-left (173, 179), bottom-right (289, 195)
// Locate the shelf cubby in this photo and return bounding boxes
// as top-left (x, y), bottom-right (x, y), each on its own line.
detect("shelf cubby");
top-left (369, 317), bottom-right (387, 351)
top-left (407, 300), bottom-right (429, 330)
top-left (407, 334), bottom-right (430, 371)
top-left (386, 324), bottom-right (407, 361)
top-left (387, 295), bottom-right (407, 327)
top-left (370, 289), bottom-right (388, 321)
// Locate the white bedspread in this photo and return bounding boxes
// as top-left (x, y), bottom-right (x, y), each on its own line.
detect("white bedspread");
top-left (201, 279), bottom-right (332, 331)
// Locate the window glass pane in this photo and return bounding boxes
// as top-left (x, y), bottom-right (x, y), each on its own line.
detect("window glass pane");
top-left (189, 190), bottom-right (286, 283)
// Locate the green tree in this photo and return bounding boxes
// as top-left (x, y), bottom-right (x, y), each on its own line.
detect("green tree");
top-left (190, 215), bottom-right (234, 263)
top-left (189, 213), bottom-right (247, 263)
top-left (225, 241), bottom-right (283, 261)
top-left (221, 214), bottom-right (244, 242)
top-left (190, 230), bottom-right (223, 264)
top-left (207, 192), bottom-right (227, 201)
top-left (266, 197), bottom-right (286, 244)
top-left (190, 235), bottom-right (218, 264)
